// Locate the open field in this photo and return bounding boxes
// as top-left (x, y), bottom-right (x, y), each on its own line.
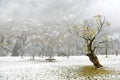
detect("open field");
top-left (0, 55), bottom-right (120, 80)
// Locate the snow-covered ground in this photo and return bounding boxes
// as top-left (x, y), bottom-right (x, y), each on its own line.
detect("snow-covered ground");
top-left (0, 55), bottom-right (120, 80)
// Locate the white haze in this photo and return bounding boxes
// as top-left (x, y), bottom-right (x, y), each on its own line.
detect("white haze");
top-left (0, 0), bottom-right (120, 33)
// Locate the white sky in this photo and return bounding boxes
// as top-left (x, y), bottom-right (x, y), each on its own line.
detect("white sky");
top-left (0, 0), bottom-right (120, 32)
top-left (87, 0), bottom-right (120, 32)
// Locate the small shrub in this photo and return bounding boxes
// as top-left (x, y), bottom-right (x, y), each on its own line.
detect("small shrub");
top-left (45, 58), bottom-right (56, 62)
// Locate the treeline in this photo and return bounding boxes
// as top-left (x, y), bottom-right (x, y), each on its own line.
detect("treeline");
top-left (0, 30), bottom-right (119, 58)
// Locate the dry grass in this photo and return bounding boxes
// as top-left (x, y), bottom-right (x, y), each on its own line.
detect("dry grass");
top-left (77, 66), bottom-right (112, 77)
top-left (61, 66), bottom-right (113, 80)
top-left (61, 66), bottom-right (119, 80)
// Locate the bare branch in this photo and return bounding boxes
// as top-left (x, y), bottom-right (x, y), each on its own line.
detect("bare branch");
top-left (94, 16), bottom-right (105, 38)
top-left (93, 40), bottom-right (107, 51)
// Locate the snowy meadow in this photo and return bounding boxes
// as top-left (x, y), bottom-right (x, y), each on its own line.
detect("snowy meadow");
top-left (0, 55), bottom-right (120, 80)
top-left (0, 0), bottom-right (120, 80)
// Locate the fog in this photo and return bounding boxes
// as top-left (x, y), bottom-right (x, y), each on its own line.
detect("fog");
top-left (86, 0), bottom-right (120, 32)
top-left (0, 0), bottom-right (120, 33)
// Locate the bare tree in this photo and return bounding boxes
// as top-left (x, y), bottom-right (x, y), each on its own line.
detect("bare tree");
top-left (39, 42), bottom-right (45, 58)
top-left (69, 15), bottom-right (110, 68)
top-left (103, 40), bottom-right (109, 58)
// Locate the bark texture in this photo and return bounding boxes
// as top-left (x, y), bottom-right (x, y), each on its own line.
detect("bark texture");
top-left (87, 54), bottom-right (103, 68)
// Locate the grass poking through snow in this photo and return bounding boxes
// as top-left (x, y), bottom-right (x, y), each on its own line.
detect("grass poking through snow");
top-left (62, 65), bottom-right (114, 80)
top-left (78, 66), bottom-right (112, 77)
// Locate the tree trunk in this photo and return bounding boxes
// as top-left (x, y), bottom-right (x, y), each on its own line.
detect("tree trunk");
top-left (105, 48), bottom-right (108, 58)
top-left (30, 54), bottom-right (35, 60)
top-left (87, 54), bottom-right (103, 68)
top-left (21, 52), bottom-right (24, 59)
top-left (116, 49), bottom-right (118, 56)
top-left (41, 53), bottom-right (44, 58)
